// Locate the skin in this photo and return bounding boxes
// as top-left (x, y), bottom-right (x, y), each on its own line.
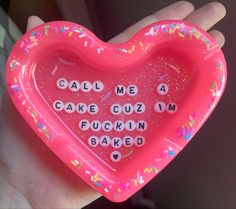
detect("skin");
top-left (0, 1), bottom-right (226, 209)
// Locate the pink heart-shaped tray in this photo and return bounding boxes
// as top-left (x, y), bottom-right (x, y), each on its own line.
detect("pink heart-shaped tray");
top-left (6, 20), bottom-right (227, 202)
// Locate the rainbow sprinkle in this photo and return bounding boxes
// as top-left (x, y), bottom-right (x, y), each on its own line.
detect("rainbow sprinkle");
top-left (9, 59), bottom-right (20, 70)
top-left (26, 109), bottom-right (51, 139)
top-left (177, 113), bottom-right (196, 141)
top-left (44, 25), bottom-right (50, 36)
top-left (71, 159), bottom-right (83, 169)
top-left (10, 84), bottom-right (20, 94)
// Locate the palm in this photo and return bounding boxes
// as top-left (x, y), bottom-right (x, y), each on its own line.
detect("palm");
top-left (0, 2), bottom-right (226, 208)
top-left (0, 93), bottom-right (100, 208)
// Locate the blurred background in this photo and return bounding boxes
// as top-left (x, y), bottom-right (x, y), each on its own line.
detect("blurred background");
top-left (1, 0), bottom-right (236, 208)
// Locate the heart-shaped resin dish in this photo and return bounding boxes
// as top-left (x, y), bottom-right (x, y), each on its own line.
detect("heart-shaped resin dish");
top-left (6, 20), bottom-right (227, 202)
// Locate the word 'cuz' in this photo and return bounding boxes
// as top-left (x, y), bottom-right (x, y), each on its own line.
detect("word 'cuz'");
top-left (110, 103), bottom-right (145, 115)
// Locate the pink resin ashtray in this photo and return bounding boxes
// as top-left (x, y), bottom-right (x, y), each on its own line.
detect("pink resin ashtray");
top-left (6, 20), bottom-right (226, 202)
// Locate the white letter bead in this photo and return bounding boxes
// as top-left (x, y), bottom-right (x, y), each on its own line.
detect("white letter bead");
top-left (88, 103), bottom-right (99, 115)
top-left (136, 120), bottom-right (147, 131)
top-left (154, 101), bottom-right (166, 113)
top-left (79, 119), bottom-right (90, 131)
top-left (102, 120), bottom-right (113, 132)
top-left (92, 81), bottom-right (104, 92)
top-left (81, 81), bottom-right (92, 92)
top-left (90, 120), bottom-right (101, 132)
top-left (68, 80), bottom-right (80, 92)
top-left (113, 121), bottom-right (125, 132)
top-left (125, 120), bottom-right (136, 131)
top-left (122, 103), bottom-right (133, 115)
top-left (64, 102), bottom-right (75, 113)
top-left (127, 85), bottom-right (138, 96)
top-left (100, 135), bottom-right (111, 147)
top-left (157, 83), bottom-right (169, 95)
top-left (76, 103), bottom-right (87, 114)
top-left (134, 102), bottom-right (145, 114)
top-left (111, 137), bottom-right (122, 149)
top-left (110, 104), bottom-right (122, 115)
top-left (110, 151), bottom-right (122, 162)
top-left (123, 136), bottom-right (133, 147)
top-left (56, 78), bottom-right (68, 89)
top-left (53, 100), bottom-right (64, 112)
top-left (115, 84), bottom-right (126, 96)
top-left (166, 103), bottom-right (177, 113)
top-left (134, 136), bottom-right (145, 147)
top-left (88, 136), bottom-right (99, 147)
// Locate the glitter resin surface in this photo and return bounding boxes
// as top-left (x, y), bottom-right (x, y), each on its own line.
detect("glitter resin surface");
top-left (6, 20), bottom-right (227, 202)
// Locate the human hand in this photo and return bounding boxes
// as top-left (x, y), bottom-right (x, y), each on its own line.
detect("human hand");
top-left (0, 1), bottom-right (226, 208)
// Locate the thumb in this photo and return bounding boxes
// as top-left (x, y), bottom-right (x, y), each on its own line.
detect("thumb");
top-left (26, 16), bottom-right (44, 31)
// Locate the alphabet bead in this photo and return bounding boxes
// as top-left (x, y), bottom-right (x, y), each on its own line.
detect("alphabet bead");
top-left (115, 84), bottom-right (126, 96)
top-left (125, 120), bottom-right (136, 131)
top-left (134, 136), bottom-right (145, 147)
top-left (100, 135), bottom-right (111, 147)
top-left (78, 119), bottom-right (90, 131)
top-left (102, 120), bottom-right (113, 132)
top-left (56, 78), bottom-right (68, 89)
top-left (64, 102), bottom-right (75, 113)
top-left (122, 103), bottom-right (133, 115)
top-left (81, 81), bottom-right (92, 92)
top-left (110, 151), bottom-right (121, 162)
top-left (136, 120), bottom-right (147, 131)
top-left (154, 101), bottom-right (166, 113)
top-left (90, 120), bottom-right (102, 132)
top-left (110, 104), bottom-right (122, 115)
top-left (111, 137), bottom-right (122, 149)
top-left (53, 100), bottom-right (64, 112)
top-left (157, 83), bottom-right (169, 95)
top-left (113, 120), bottom-right (125, 132)
top-left (127, 85), bottom-right (138, 96)
top-left (166, 103), bottom-right (177, 113)
top-left (68, 80), bottom-right (80, 92)
top-left (88, 136), bottom-right (99, 147)
top-left (134, 102), bottom-right (145, 114)
top-left (76, 103), bottom-right (87, 114)
top-left (92, 81), bottom-right (104, 92)
top-left (88, 103), bottom-right (99, 115)
top-left (123, 136), bottom-right (133, 147)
